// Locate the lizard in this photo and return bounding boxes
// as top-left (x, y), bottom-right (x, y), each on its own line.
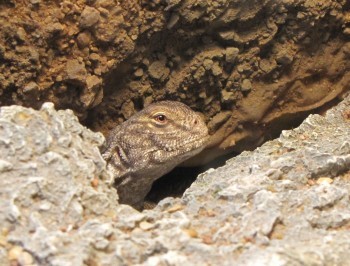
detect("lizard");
top-left (101, 101), bottom-right (209, 210)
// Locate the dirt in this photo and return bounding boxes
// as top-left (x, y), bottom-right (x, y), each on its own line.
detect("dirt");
top-left (0, 0), bottom-right (349, 164)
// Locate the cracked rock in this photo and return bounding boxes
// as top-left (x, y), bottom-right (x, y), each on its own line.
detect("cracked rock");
top-left (0, 92), bottom-right (350, 265)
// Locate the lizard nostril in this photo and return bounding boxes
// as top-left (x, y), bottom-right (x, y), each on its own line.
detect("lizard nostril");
top-left (104, 101), bottom-right (209, 210)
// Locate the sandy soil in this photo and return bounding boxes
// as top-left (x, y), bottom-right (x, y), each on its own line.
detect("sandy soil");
top-left (0, 0), bottom-right (349, 163)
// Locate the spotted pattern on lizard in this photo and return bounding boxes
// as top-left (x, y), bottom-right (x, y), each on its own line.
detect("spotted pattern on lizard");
top-left (102, 101), bottom-right (209, 209)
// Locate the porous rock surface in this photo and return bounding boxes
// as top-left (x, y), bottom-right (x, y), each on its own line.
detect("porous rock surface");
top-left (1, 94), bottom-right (350, 265)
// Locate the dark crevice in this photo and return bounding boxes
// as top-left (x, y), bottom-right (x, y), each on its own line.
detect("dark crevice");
top-left (145, 152), bottom-right (237, 205)
top-left (144, 95), bottom-right (345, 208)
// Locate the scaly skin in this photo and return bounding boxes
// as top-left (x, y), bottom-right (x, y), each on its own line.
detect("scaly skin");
top-left (102, 101), bottom-right (209, 209)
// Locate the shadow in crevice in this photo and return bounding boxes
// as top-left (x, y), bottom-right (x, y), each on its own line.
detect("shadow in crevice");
top-left (145, 151), bottom-right (238, 205)
top-left (144, 94), bottom-right (345, 208)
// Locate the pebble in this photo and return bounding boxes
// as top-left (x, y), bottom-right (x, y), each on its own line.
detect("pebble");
top-left (93, 239), bottom-right (110, 250)
top-left (221, 90), bottom-right (235, 102)
top-left (225, 47), bottom-right (239, 63)
top-left (76, 32), bottom-right (92, 48)
top-left (134, 68), bottom-right (144, 78)
top-left (259, 58), bottom-right (277, 73)
top-left (167, 13), bottom-right (180, 29)
top-left (86, 75), bottom-right (101, 90)
top-left (211, 62), bottom-right (223, 76)
top-left (121, 101), bottom-right (135, 119)
top-left (343, 28), bottom-right (350, 36)
top-left (276, 50), bottom-right (293, 65)
top-left (139, 221), bottom-right (155, 231)
top-left (241, 79), bottom-right (252, 92)
top-left (46, 22), bottom-right (64, 34)
top-left (65, 59), bottom-right (87, 84)
top-left (148, 61), bottom-right (170, 81)
top-left (8, 246), bottom-right (35, 265)
top-left (18, 251), bottom-right (34, 265)
top-left (8, 246), bottom-right (23, 261)
top-left (89, 53), bottom-right (100, 62)
top-left (16, 28), bottom-right (27, 42)
top-left (316, 177), bottom-right (333, 185)
top-left (203, 59), bottom-right (213, 70)
top-left (183, 228), bottom-right (198, 238)
top-left (23, 81), bottom-right (39, 94)
top-left (80, 6), bottom-right (100, 29)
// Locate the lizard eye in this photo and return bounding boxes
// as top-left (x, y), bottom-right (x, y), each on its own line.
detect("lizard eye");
top-left (153, 114), bottom-right (168, 124)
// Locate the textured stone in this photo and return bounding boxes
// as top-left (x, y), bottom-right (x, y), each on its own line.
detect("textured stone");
top-left (79, 6), bottom-right (100, 29)
top-left (76, 31), bottom-right (92, 48)
top-left (225, 47), bottom-right (239, 63)
top-left (241, 79), bottom-right (252, 92)
top-left (0, 92), bottom-right (350, 265)
top-left (0, 1), bottom-right (349, 165)
top-left (65, 59), bottom-right (87, 85)
top-left (148, 60), bottom-right (170, 82)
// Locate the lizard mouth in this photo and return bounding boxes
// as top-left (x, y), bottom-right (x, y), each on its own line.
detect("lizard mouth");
top-left (163, 135), bottom-right (209, 153)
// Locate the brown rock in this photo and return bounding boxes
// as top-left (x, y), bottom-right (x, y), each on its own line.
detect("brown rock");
top-left (221, 90), bottom-right (235, 102)
top-left (241, 79), bottom-right (252, 92)
top-left (16, 27), bottom-right (27, 42)
top-left (121, 100), bottom-right (135, 119)
top-left (134, 68), bottom-right (144, 78)
top-left (225, 47), bottom-right (239, 63)
top-left (203, 59), bottom-right (213, 70)
top-left (65, 59), bottom-right (87, 85)
top-left (80, 75), bottom-right (102, 108)
top-left (211, 62), bottom-right (223, 76)
top-left (343, 28), bottom-right (350, 36)
top-left (208, 111), bottom-right (231, 132)
top-left (45, 22), bottom-right (64, 35)
top-left (148, 61), bottom-right (170, 82)
top-left (23, 81), bottom-right (39, 93)
top-left (0, 0), bottom-right (348, 165)
top-left (86, 75), bottom-right (101, 90)
top-left (276, 50), bottom-right (294, 65)
top-left (89, 53), bottom-right (100, 62)
top-left (259, 59), bottom-right (277, 73)
top-left (76, 31), bottom-right (92, 48)
top-left (80, 6), bottom-right (100, 29)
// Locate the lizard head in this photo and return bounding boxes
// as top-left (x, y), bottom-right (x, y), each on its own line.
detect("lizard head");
top-left (127, 100), bottom-right (209, 165)
top-left (102, 101), bottom-right (209, 208)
